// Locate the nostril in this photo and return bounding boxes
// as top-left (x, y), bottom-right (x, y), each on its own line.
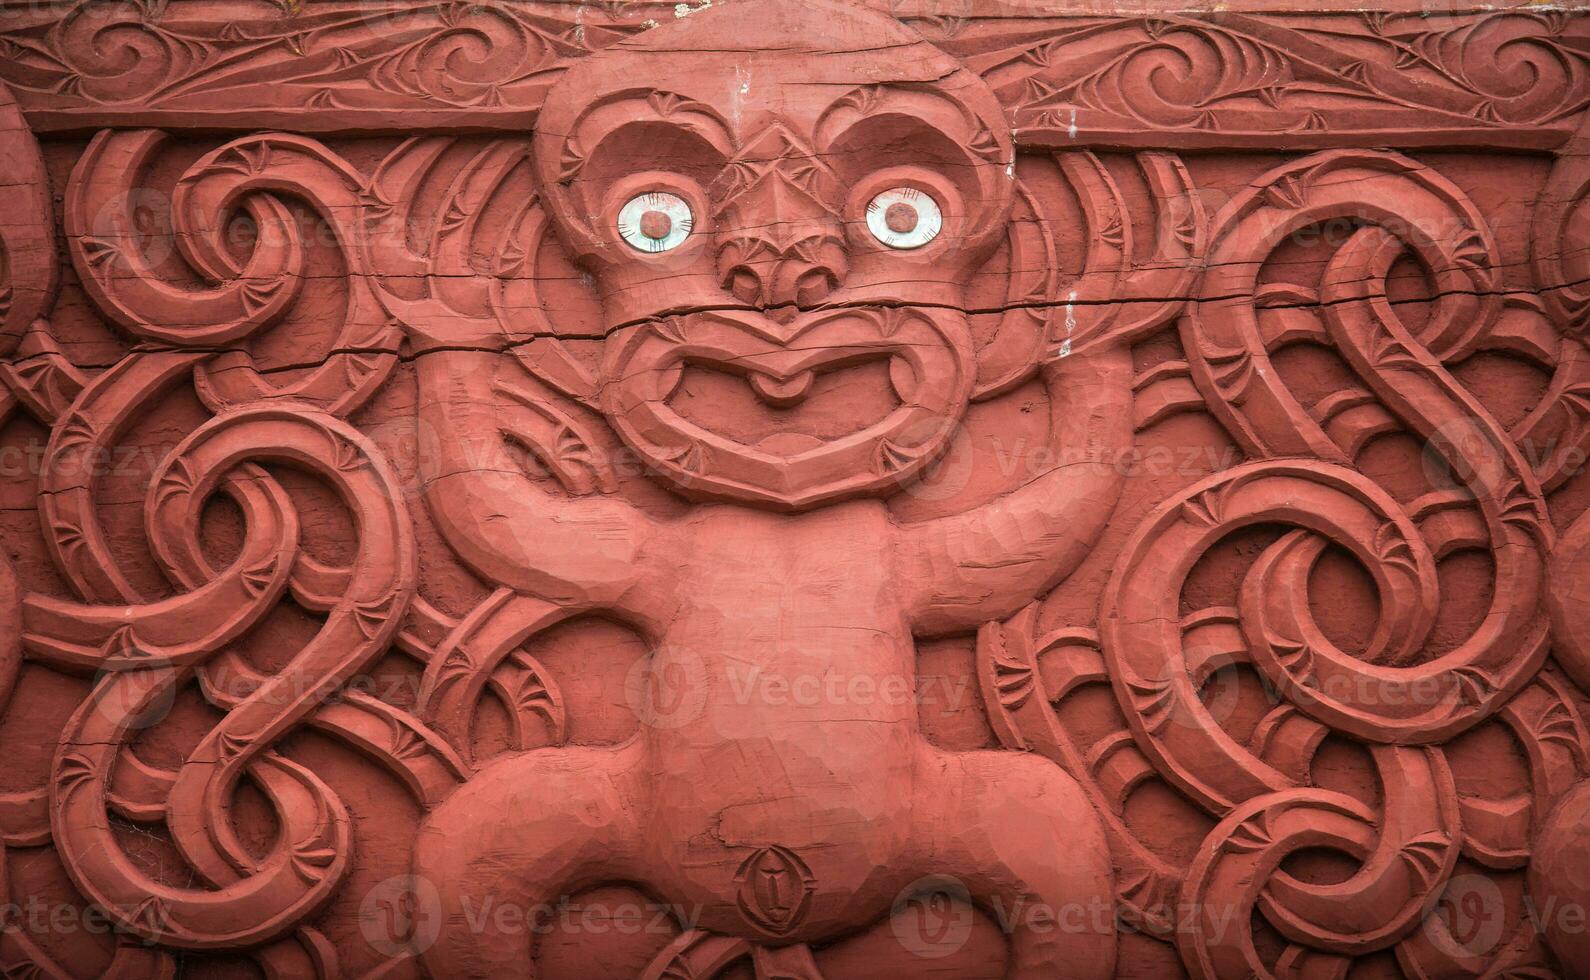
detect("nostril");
top-left (726, 267), bottom-right (763, 308)
top-left (795, 269), bottom-right (836, 308)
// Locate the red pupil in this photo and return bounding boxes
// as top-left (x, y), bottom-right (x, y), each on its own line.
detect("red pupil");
top-left (639, 209), bottom-right (673, 240)
top-left (884, 202), bottom-right (918, 235)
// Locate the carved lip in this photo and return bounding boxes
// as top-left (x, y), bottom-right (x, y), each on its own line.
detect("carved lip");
top-left (671, 333), bottom-right (911, 413)
top-left (625, 308), bottom-right (941, 413)
top-left (603, 307), bottom-right (973, 509)
top-left (663, 304), bottom-right (934, 357)
top-left (667, 356), bottom-right (901, 448)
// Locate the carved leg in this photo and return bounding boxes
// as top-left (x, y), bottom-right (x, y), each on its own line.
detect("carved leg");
top-left (414, 739), bottom-right (645, 979)
top-left (907, 745), bottom-right (1116, 980)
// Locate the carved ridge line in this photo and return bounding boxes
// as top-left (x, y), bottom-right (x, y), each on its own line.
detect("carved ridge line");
top-left (13, 109), bottom-right (1581, 149)
top-left (4, 7), bottom-right (1586, 147)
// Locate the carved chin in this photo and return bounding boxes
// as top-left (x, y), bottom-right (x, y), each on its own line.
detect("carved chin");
top-left (602, 309), bottom-right (974, 509)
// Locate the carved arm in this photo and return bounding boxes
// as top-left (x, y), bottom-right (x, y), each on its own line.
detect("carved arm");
top-left (897, 346), bottom-right (1132, 636)
top-left (415, 352), bottom-right (674, 627)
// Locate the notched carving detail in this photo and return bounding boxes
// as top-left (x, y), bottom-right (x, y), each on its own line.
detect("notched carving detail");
top-left (735, 845), bottom-right (816, 938)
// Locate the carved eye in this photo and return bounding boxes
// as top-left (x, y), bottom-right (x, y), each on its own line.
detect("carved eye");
top-left (618, 191), bottom-right (693, 253)
top-left (866, 187), bottom-right (942, 250)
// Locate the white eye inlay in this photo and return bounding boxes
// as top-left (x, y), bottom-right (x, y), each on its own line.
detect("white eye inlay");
top-left (618, 191), bottom-right (694, 253)
top-left (866, 186), bottom-right (942, 250)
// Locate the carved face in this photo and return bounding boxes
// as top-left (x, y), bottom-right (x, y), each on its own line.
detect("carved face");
top-left (535, 0), bottom-right (1013, 509)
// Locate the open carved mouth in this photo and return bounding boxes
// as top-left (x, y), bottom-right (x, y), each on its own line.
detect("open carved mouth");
top-left (602, 308), bottom-right (973, 508)
top-left (666, 353), bottom-right (906, 452)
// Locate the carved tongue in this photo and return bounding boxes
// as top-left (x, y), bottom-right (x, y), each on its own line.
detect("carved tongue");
top-left (748, 369), bottom-right (815, 408)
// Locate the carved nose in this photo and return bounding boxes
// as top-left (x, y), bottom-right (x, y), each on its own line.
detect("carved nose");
top-left (716, 173), bottom-right (847, 322)
top-left (725, 248), bottom-right (842, 321)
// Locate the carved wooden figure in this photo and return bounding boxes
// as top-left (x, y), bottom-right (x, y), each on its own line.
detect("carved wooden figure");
top-left (1, 1), bottom-right (1590, 978)
top-left (411, 5), bottom-right (1122, 975)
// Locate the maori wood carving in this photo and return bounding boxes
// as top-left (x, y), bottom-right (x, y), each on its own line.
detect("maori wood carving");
top-left (2, 1), bottom-right (1590, 978)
